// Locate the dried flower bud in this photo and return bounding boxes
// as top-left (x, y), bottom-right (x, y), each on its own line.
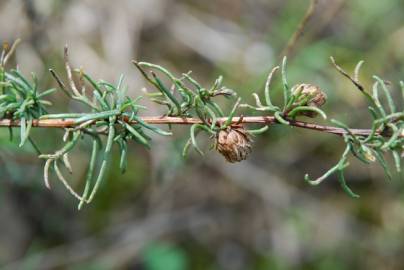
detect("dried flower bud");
top-left (292, 84), bottom-right (327, 117)
top-left (215, 126), bottom-right (252, 163)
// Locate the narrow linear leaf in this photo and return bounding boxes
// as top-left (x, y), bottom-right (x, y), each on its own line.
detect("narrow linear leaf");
top-left (74, 109), bottom-right (120, 124)
top-left (372, 81), bottom-right (386, 117)
top-left (224, 98), bottom-right (241, 127)
top-left (62, 153), bottom-right (73, 174)
top-left (19, 116), bottom-right (26, 147)
top-left (382, 124), bottom-right (401, 150)
top-left (182, 138), bottom-right (193, 157)
top-left (392, 150), bottom-right (401, 173)
top-left (338, 168), bottom-right (360, 198)
top-left (78, 138), bottom-right (99, 210)
top-left (281, 56), bottom-right (290, 108)
top-left (130, 114), bottom-right (172, 136)
top-left (373, 76), bottom-right (396, 114)
top-left (305, 164), bottom-right (340, 186)
top-left (54, 160), bottom-right (84, 201)
top-left (151, 72), bottom-right (181, 115)
top-left (247, 126), bottom-right (269, 135)
top-left (122, 121), bottom-right (150, 148)
top-left (288, 106), bottom-right (327, 120)
top-left (86, 121), bottom-right (115, 203)
top-left (372, 150), bottom-right (392, 181)
top-left (264, 66), bottom-right (279, 108)
top-left (274, 111), bottom-right (289, 125)
top-left (43, 159), bottom-right (52, 189)
top-left (118, 139), bottom-right (128, 174)
top-left (190, 124), bottom-right (207, 156)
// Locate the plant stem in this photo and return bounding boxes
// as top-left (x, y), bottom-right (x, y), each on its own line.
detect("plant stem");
top-left (0, 116), bottom-right (400, 138)
top-left (280, 0), bottom-right (318, 59)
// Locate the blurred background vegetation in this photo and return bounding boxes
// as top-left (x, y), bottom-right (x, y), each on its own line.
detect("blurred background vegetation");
top-left (0, 0), bottom-right (403, 269)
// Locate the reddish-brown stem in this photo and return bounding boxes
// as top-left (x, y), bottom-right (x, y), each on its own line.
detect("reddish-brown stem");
top-left (0, 116), bottom-right (395, 138)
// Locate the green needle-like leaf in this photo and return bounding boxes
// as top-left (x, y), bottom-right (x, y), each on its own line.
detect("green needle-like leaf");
top-left (338, 168), bottom-right (360, 198)
top-left (122, 121), bottom-right (150, 148)
top-left (281, 56), bottom-right (290, 109)
top-left (373, 76), bottom-right (396, 114)
top-left (86, 120), bottom-right (116, 203)
top-left (151, 72), bottom-right (181, 115)
top-left (130, 114), bottom-right (172, 136)
top-left (78, 138), bottom-right (99, 210)
top-left (274, 111), bottom-right (289, 125)
top-left (264, 66), bottom-right (279, 108)
top-left (288, 106), bottom-right (327, 120)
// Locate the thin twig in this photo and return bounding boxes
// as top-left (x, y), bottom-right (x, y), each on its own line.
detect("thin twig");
top-left (64, 45), bottom-right (81, 97)
top-left (2, 39), bottom-right (21, 66)
top-left (0, 116), bottom-right (400, 138)
top-left (280, 0), bottom-right (318, 59)
top-left (49, 68), bottom-right (71, 97)
top-left (330, 56), bottom-right (365, 92)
